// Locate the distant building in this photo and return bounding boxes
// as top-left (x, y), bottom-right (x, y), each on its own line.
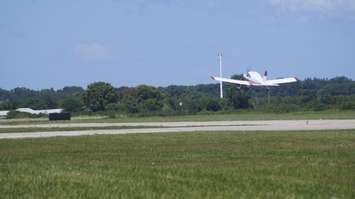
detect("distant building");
top-left (16, 108), bottom-right (63, 115)
top-left (0, 108), bottom-right (63, 117)
top-left (0, 111), bottom-right (9, 117)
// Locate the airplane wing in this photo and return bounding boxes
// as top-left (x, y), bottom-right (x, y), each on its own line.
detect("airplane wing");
top-left (211, 76), bottom-right (251, 86)
top-left (265, 77), bottom-right (298, 85)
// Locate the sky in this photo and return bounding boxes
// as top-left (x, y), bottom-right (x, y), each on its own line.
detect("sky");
top-left (1, 0), bottom-right (355, 89)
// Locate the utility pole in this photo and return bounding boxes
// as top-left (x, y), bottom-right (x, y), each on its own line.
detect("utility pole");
top-left (218, 52), bottom-right (223, 99)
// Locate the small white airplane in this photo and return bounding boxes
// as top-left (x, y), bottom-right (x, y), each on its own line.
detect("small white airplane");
top-left (211, 70), bottom-right (298, 87)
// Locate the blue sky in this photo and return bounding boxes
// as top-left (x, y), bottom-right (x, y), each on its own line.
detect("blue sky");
top-left (1, 0), bottom-right (355, 89)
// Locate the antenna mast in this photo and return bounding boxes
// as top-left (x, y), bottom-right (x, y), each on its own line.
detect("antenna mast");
top-left (218, 52), bottom-right (223, 99)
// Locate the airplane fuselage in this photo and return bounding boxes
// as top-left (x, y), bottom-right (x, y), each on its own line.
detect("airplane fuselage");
top-left (243, 71), bottom-right (279, 86)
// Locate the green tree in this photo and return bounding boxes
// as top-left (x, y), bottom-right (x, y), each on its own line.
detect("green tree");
top-left (225, 87), bottom-right (251, 109)
top-left (142, 99), bottom-right (163, 112)
top-left (137, 85), bottom-right (163, 101)
top-left (206, 99), bottom-right (222, 112)
top-left (60, 97), bottom-right (83, 112)
top-left (136, 85), bottom-right (164, 112)
top-left (83, 82), bottom-right (118, 112)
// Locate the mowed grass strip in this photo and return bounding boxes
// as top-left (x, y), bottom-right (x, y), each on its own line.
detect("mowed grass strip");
top-left (0, 130), bottom-right (354, 198)
top-left (0, 126), bottom-right (163, 134)
top-left (2, 110), bottom-right (355, 125)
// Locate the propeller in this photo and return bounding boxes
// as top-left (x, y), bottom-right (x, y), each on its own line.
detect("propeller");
top-left (244, 68), bottom-right (252, 79)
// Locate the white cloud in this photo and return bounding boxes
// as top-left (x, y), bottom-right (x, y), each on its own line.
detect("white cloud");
top-left (75, 43), bottom-right (111, 61)
top-left (270, 0), bottom-right (355, 12)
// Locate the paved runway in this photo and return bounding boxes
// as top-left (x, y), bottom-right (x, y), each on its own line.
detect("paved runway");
top-left (0, 120), bottom-right (355, 139)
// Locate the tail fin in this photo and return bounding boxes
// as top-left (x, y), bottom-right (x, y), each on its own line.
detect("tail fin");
top-left (263, 70), bottom-right (268, 81)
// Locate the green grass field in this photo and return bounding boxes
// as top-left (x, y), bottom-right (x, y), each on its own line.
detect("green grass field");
top-left (1, 130), bottom-right (354, 198)
top-left (1, 110), bottom-right (355, 125)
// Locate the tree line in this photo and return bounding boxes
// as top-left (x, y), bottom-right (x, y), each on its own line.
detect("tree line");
top-left (1, 75), bottom-right (355, 117)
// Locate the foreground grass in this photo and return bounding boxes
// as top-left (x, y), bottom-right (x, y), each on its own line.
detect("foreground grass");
top-left (0, 130), bottom-right (355, 198)
top-left (2, 110), bottom-right (355, 125)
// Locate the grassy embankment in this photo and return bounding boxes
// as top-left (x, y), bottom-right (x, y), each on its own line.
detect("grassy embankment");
top-left (0, 130), bottom-right (354, 198)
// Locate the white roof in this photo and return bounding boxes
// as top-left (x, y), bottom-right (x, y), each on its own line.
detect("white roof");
top-left (16, 108), bottom-right (38, 114)
top-left (0, 111), bottom-right (9, 116)
top-left (16, 108), bottom-right (63, 115)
